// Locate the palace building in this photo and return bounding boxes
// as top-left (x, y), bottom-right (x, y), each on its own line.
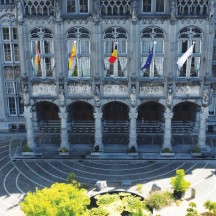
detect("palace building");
top-left (0, 0), bottom-right (216, 155)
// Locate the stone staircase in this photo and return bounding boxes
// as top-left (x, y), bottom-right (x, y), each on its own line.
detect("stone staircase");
top-left (103, 121), bottom-right (129, 133)
top-left (171, 121), bottom-right (193, 134)
top-left (40, 120), bottom-right (61, 133)
top-left (137, 121), bottom-right (162, 133)
top-left (69, 121), bottom-right (95, 133)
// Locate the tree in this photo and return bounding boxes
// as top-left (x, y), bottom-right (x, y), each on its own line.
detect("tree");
top-left (185, 202), bottom-right (199, 216)
top-left (20, 183), bottom-right (90, 216)
top-left (170, 169), bottom-right (191, 192)
top-left (204, 200), bottom-right (216, 215)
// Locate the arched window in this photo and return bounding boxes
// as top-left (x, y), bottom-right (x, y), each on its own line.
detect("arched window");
top-left (30, 27), bottom-right (55, 78)
top-left (67, 27), bottom-right (91, 78)
top-left (140, 26), bottom-right (165, 78)
top-left (103, 26), bottom-right (128, 78)
top-left (178, 26), bottom-right (202, 78)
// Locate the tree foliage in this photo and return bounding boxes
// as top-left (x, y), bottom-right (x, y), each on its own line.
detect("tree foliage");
top-left (204, 200), bottom-right (216, 215)
top-left (20, 183), bottom-right (90, 216)
top-left (170, 169), bottom-right (191, 192)
top-left (185, 202), bottom-right (199, 216)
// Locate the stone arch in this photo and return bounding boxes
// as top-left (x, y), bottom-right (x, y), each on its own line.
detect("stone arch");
top-left (33, 101), bottom-right (60, 121)
top-left (67, 101), bottom-right (94, 122)
top-left (102, 101), bottom-right (129, 122)
top-left (172, 101), bottom-right (199, 133)
top-left (137, 101), bottom-right (165, 122)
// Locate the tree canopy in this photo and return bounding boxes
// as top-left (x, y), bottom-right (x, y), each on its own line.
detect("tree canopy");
top-left (20, 183), bottom-right (90, 216)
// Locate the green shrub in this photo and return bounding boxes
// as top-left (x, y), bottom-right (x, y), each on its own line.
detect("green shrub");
top-left (204, 200), bottom-right (216, 215)
top-left (162, 148), bottom-right (170, 153)
top-left (23, 144), bottom-right (32, 152)
top-left (145, 191), bottom-right (174, 210)
top-left (192, 145), bottom-right (200, 153)
top-left (170, 169), bottom-right (191, 192)
top-left (87, 207), bottom-right (109, 216)
top-left (59, 147), bottom-right (69, 152)
top-left (136, 183), bottom-right (143, 193)
top-left (67, 172), bottom-right (80, 188)
top-left (185, 202), bottom-right (199, 216)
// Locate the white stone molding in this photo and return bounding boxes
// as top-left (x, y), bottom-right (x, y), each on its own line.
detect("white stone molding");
top-left (104, 84), bottom-right (128, 96)
top-left (140, 84), bottom-right (163, 96)
top-left (176, 84), bottom-right (200, 96)
top-left (32, 84), bottom-right (57, 96)
top-left (68, 83), bottom-right (92, 96)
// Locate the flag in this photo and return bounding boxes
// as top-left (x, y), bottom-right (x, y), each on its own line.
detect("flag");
top-left (141, 44), bottom-right (155, 71)
top-left (35, 42), bottom-right (40, 66)
top-left (109, 45), bottom-right (118, 64)
top-left (69, 42), bottom-right (76, 70)
top-left (177, 42), bottom-right (195, 70)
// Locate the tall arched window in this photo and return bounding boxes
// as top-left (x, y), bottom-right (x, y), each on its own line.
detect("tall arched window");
top-left (30, 27), bottom-right (55, 78)
top-left (178, 26), bottom-right (202, 78)
top-left (140, 26), bottom-right (165, 78)
top-left (67, 27), bottom-right (91, 78)
top-left (103, 26), bottom-right (128, 78)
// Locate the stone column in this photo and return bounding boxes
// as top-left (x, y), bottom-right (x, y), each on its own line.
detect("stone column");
top-left (59, 107), bottom-right (69, 149)
top-left (94, 108), bottom-right (103, 151)
top-left (198, 106), bottom-right (208, 149)
top-left (129, 107), bottom-right (138, 149)
top-left (24, 106), bottom-right (36, 149)
top-left (193, 110), bottom-right (200, 132)
top-left (162, 107), bottom-right (173, 151)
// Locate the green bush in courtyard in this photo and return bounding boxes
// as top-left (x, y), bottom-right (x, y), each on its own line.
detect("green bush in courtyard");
top-left (145, 191), bottom-right (174, 210)
top-left (204, 200), bottom-right (216, 215)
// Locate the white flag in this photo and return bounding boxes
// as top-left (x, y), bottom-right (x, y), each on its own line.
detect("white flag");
top-left (177, 43), bottom-right (195, 70)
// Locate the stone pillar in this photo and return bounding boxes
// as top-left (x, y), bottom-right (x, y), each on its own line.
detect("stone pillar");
top-left (193, 110), bottom-right (200, 132)
top-left (162, 107), bottom-right (173, 151)
top-left (24, 106), bottom-right (36, 149)
top-left (59, 107), bottom-right (69, 149)
top-left (198, 106), bottom-right (208, 149)
top-left (94, 108), bottom-right (103, 151)
top-left (129, 107), bottom-right (138, 149)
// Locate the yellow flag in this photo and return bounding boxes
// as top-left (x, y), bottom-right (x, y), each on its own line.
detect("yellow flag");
top-left (69, 43), bottom-right (76, 69)
top-left (35, 42), bottom-right (40, 66)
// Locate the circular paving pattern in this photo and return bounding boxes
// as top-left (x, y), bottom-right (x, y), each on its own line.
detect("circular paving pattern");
top-left (0, 134), bottom-right (216, 215)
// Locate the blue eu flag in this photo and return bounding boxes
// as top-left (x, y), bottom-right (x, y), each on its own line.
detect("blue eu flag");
top-left (141, 45), bottom-right (154, 71)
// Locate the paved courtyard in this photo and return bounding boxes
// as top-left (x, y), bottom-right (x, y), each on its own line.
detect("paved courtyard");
top-left (0, 134), bottom-right (216, 215)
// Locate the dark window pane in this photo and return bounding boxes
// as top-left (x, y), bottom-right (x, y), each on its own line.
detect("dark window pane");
top-left (156, 0), bottom-right (164, 12)
top-left (143, 0), bottom-right (151, 12)
top-left (67, 0), bottom-right (75, 13)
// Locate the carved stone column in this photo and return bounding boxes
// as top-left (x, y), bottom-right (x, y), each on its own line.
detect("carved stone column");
top-left (94, 108), bottom-right (103, 151)
top-left (193, 110), bottom-right (200, 132)
top-left (58, 107), bottom-right (69, 149)
top-left (24, 106), bottom-right (36, 149)
top-left (162, 107), bottom-right (173, 151)
top-left (198, 106), bottom-right (208, 149)
top-left (129, 107), bottom-right (138, 149)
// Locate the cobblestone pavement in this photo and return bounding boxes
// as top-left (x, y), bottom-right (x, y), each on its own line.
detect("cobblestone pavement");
top-left (0, 134), bottom-right (216, 216)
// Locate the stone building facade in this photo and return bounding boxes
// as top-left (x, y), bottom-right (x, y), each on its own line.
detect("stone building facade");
top-left (0, 0), bottom-right (216, 154)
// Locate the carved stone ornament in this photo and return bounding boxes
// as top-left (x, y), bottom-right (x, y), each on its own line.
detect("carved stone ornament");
top-left (140, 84), bottom-right (163, 96)
top-left (32, 84), bottom-right (57, 96)
top-left (176, 84), bottom-right (200, 96)
top-left (104, 84), bottom-right (128, 96)
top-left (130, 86), bottom-right (136, 106)
top-left (68, 83), bottom-right (92, 96)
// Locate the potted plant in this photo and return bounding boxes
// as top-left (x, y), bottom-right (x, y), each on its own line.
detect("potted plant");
top-left (170, 169), bottom-right (191, 199)
top-left (91, 145), bottom-right (102, 156)
top-left (128, 146), bottom-right (138, 156)
top-left (191, 145), bottom-right (201, 157)
top-left (59, 147), bottom-right (69, 156)
top-left (160, 148), bottom-right (175, 157)
top-left (22, 144), bottom-right (35, 156)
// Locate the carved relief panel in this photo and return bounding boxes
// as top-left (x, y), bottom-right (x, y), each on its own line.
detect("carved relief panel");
top-left (176, 84), bottom-right (200, 96)
top-left (68, 83), bottom-right (92, 96)
top-left (32, 84), bottom-right (57, 96)
top-left (140, 83), bottom-right (164, 96)
top-left (104, 84), bottom-right (128, 96)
